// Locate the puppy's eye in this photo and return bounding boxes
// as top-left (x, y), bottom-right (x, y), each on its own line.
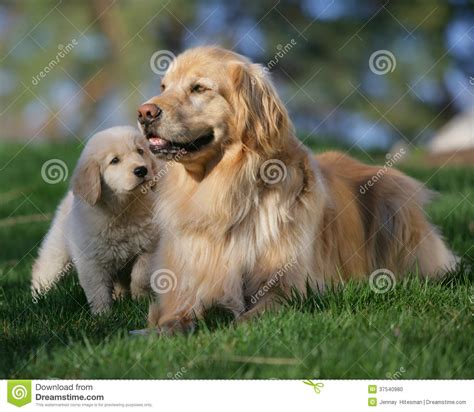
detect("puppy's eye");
top-left (161, 84), bottom-right (166, 92)
top-left (191, 84), bottom-right (207, 93)
top-left (110, 157), bottom-right (119, 165)
top-left (137, 148), bottom-right (144, 155)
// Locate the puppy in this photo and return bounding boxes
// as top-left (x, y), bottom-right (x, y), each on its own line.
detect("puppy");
top-left (31, 126), bottom-right (159, 313)
top-left (137, 46), bottom-right (458, 333)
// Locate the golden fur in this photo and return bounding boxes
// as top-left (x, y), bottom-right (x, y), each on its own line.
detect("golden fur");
top-left (32, 126), bottom-right (159, 313)
top-left (139, 47), bottom-right (457, 333)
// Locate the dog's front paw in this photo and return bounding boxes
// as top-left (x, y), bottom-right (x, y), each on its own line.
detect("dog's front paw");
top-left (148, 303), bottom-right (195, 335)
top-left (131, 316), bottom-right (194, 337)
top-left (89, 296), bottom-right (113, 315)
top-left (147, 302), bottom-right (161, 327)
top-left (159, 317), bottom-right (195, 336)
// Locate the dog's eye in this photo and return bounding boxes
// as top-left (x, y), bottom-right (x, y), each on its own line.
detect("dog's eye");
top-left (137, 148), bottom-right (144, 155)
top-left (191, 84), bottom-right (206, 93)
top-left (161, 84), bottom-right (166, 92)
top-left (110, 157), bottom-right (119, 164)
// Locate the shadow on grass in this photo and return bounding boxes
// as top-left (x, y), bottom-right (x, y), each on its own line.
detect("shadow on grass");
top-left (1, 258), bottom-right (472, 378)
top-left (0, 272), bottom-right (149, 378)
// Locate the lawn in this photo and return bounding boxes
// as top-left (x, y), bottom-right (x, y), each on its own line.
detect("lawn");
top-left (0, 139), bottom-right (472, 379)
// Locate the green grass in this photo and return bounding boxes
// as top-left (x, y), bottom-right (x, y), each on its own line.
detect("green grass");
top-left (0, 140), bottom-right (472, 379)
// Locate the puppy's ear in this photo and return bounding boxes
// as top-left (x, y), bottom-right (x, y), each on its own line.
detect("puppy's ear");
top-left (71, 157), bottom-right (101, 205)
top-left (231, 63), bottom-right (291, 155)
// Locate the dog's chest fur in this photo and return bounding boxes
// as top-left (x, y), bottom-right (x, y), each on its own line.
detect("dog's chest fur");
top-left (157, 162), bottom-right (316, 307)
top-left (72, 196), bottom-right (156, 269)
top-left (97, 217), bottom-right (154, 265)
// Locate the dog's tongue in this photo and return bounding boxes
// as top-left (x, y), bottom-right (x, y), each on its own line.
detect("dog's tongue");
top-left (148, 137), bottom-right (168, 148)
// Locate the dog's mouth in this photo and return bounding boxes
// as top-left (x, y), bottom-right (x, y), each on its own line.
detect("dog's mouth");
top-left (147, 131), bottom-right (214, 155)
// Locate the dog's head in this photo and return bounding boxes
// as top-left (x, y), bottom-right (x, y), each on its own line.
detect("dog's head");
top-left (138, 46), bottom-right (291, 167)
top-left (72, 126), bottom-right (156, 205)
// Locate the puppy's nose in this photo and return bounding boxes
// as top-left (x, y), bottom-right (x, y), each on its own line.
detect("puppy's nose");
top-left (133, 166), bottom-right (148, 178)
top-left (137, 103), bottom-right (162, 124)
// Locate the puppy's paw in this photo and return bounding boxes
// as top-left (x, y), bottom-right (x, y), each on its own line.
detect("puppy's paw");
top-left (112, 283), bottom-right (129, 301)
top-left (89, 297), bottom-right (113, 315)
top-left (130, 282), bottom-right (150, 300)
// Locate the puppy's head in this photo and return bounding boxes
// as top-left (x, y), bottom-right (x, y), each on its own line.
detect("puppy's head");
top-left (72, 126), bottom-right (156, 205)
top-left (138, 46), bottom-right (291, 166)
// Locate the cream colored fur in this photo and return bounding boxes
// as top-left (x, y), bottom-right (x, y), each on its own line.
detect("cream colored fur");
top-left (31, 126), bottom-right (159, 313)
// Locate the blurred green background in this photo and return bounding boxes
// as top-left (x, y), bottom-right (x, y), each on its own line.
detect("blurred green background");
top-left (1, 0), bottom-right (473, 150)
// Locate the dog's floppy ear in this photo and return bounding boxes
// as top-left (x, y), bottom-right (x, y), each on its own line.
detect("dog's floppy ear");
top-left (71, 156), bottom-right (101, 205)
top-left (231, 63), bottom-right (291, 155)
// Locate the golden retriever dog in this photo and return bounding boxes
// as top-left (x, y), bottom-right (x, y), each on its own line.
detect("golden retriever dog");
top-left (137, 46), bottom-right (457, 333)
top-left (31, 126), bottom-right (159, 313)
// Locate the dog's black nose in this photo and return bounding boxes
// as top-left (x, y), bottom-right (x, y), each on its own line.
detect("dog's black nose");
top-left (133, 166), bottom-right (148, 178)
top-left (137, 103), bottom-right (162, 125)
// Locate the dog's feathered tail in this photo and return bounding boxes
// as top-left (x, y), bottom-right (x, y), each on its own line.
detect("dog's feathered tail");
top-left (31, 192), bottom-right (74, 297)
top-left (364, 172), bottom-right (458, 276)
